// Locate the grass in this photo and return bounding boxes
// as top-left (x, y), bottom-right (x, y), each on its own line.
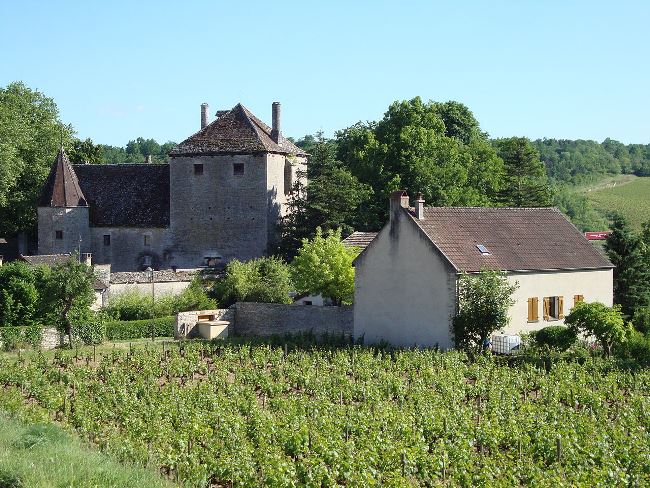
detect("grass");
top-left (582, 175), bottom-right (650, 230)
top-left (0, 411), bottom-right (173, 488)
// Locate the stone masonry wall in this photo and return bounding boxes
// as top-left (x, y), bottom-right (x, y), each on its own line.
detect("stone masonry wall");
top-left (38, 207), bottom-right (91, 256)
top-left (90, 227), bottom-right (171, 271)
top-left (233, 302), bottom-right (353, 337)
top-left (175, 308), bottom-right (234, 339)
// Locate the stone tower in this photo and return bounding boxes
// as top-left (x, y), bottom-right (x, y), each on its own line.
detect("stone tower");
top-left (167, 102), bottom-right (308, 268)
top-left (37, 148), bottom-right (91, 256)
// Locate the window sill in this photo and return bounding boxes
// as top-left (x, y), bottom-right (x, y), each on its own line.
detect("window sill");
top-left (527, 320), bottom-right (540, 323)
top-left (545, 318), bottom-right (560, 322)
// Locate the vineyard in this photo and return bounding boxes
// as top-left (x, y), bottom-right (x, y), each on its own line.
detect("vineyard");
top-left (0, 341), bottom-right (649, 487)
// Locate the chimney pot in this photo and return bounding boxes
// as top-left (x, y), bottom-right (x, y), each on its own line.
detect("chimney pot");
top-left (415, 193), bottom-right (425, 220)
top-left (201, 103), bottom-right (209, 129)
top-left (389, 190), bottom-right (409, 220)
top-left (82, 253), bottom-right (92, 267)
top-left (271, 102), bottom-right (281, 143)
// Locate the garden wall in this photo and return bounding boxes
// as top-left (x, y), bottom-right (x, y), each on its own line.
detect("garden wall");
top-left (233, 303), bottom-right (353, 337)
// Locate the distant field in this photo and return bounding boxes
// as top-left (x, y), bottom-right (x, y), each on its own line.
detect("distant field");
top-left (583, 176), bottom-right (650, 230)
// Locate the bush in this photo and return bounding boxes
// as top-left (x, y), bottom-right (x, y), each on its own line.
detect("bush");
top-left (565, 302), bottom-right (631, 357)
top-left (104, 317), bottom-right (174, 341)
top-left (532, 325), bottom-right (577, 351)
top-left (615, 330), bottom-right (650, 367)
top-left (0, 326), bottom-right (43, 351)
top-left (74, 313), bottom-right (106, 345)
top-left (105, 279), bottom-right (217, 321)
top-left (632, 307), bottom-right (650, 334)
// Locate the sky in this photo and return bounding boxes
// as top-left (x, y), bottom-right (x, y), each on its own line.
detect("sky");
top-left (1, 1), bottom-right (649, 147)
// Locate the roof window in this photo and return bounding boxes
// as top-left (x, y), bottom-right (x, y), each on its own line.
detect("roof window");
top-left (476, 244), bottom-right (491, 255)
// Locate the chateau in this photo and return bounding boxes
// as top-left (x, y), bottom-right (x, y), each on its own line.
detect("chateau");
top-left (37, 102), bottom-right (307, 271)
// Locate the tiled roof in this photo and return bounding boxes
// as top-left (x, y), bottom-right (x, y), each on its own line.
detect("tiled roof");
top-left (38, 149), bottom-right (87, 207)
top-left (169, 104), bottom-right (307, 157)
top-left (408, 207), bottom-right (613, 272)
top-left (73, 164), bottom-right (170, 228)
top-left (20, 253), bottom-right (73, 266)
top-left (342, 232), bottom-right (378, 250)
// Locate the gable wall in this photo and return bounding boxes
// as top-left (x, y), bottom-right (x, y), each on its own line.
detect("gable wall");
top-left (504, 268), bottom-right (614, 335)
top-left (354, 209), bottom-right (456, 348)
top-left (37, 207), bottom-right (91, 255)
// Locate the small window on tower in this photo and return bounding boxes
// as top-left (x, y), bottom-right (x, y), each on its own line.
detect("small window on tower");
top-left (233, 163), bottom-right (245, 176)
top-left (144, 235), bottom-right (151, 246)
top-left (194, 164), bottom-right (204, 175)
top-left (55, 230), bottom-right (63, 240)
top-left (103, 235), bottom-right (111, 246)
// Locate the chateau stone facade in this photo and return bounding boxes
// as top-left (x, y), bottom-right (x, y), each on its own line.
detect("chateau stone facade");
top-left (37, 103), bottom-right (307, 271)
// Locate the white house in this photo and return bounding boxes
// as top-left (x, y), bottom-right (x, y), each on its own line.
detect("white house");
top-left (353, 191), bottom-right (614, 349)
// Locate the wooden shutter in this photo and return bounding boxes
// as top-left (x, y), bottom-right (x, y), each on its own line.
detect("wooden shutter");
top-left (573, 295), bottom-right (584, 306)
top-left (527, 298), bottom-right (533, 321)
top-left (558, 296), bottom-right (564, 319)
top-left (543, 297), bottom-right (550, 320)
top-left (532, 297), bottom-right (539, 321)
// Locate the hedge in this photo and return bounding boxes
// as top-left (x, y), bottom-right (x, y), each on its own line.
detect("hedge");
top-left (0, 326), bottom-right (44, 351)
top-left (532, 325), bottom-right (577, 351)
top-left (104, 316), bottom-right (175, 341)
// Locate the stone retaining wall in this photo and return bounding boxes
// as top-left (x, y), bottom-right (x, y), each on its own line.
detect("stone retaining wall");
top-left (175, 309), bottom-right (234, 339)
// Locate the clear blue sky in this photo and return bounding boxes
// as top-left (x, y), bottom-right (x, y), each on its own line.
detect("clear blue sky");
top-left (2, 1), bottom-right (649, 146)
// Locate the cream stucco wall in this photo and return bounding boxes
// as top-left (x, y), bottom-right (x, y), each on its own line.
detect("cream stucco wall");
top-left (354, 208), bottom-right (456, 349)
top-left (503, 268), bottom-right (614, 335)
top-left (108, 281), bottom-right (192, 300)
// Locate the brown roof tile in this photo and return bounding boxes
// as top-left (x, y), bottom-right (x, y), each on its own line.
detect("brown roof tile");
top-left (342, 231), bottom-right (378, 250)
top-left (38, 149), bottom-right (87, 207)
top-left (169, 104), bottom-right (307, 157)
top-left (408, 207), bottom-right (613, 272)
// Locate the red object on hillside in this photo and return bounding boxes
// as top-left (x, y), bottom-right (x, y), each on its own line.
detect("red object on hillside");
top-left (585, 231), bottom-right (611, 241)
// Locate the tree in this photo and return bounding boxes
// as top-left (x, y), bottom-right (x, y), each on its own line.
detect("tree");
top-left (291, 228), bottom-right (359, 306)
top-left (0, 262), bottom-right (42, 327)
top-left (495, 137), bottom-right (551, 207)
top-left (0, 82), bottom-right (75, 236)
top-left (336, 97), bottom-right (504, 228)
top-left (605, 214), bottom-right (650, 317)
top-left (44, 255), bottom-right (96, 347)
top-left (212, 257), bottom-right (293, 307)
top-left (564, 301), bottom-right (630, 357)
top-left (452, 269), bottom-right (518, 352)
top-left (69, 137), bottom-right (102, 165)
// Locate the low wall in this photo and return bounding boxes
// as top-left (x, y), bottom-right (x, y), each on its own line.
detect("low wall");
top-left (175, 309), bottom-right (234, 339)
top-left (233, 302), bottom-right (353, 337)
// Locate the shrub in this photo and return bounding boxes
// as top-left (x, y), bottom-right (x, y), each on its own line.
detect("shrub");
top-left (104, 317), bottom-right (174, 341)
top-left (74, 313), bottom-right (106, 345)
top-left (614, 330), bottom-right (650, 367)
top-left (213, 257), bottom-right (293, 307)
top-left (0, 326), bottom-right (43, 351)
top-left (532, 325), bottom-right (577, 351)
top-left (632, 307), bottom-right (650, 335)
top-left (105, 291), bottom-right (154, 321)
top-left (565, 301), bottom-right (631, 357)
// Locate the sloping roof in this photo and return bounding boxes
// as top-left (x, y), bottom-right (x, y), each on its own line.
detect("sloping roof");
top-left (408, 207), bottom-right (613, 272)
top-left (20, 253), bottom-right (73, 266)
top-left (73, 164), bottom-right (170, 227)
top-left (38, 149), bottom-right (87, 207)
top-left (169, 104), bottom-right (307, 157)
top-left (342, 232), bottom-right (378, 250)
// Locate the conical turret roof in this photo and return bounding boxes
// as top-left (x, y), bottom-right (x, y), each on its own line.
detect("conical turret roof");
top-left (38, 148), bottom-right (87, 207)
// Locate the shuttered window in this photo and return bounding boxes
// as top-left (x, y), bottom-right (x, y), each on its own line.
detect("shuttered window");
top-left (557, 296), bottom-right (564, 319)
top-left (543, 297), bottom-right (550, 320)
top-left (527, 297), bottom-right (539, 321)
top-left (543, 296), bottom-right (564, 320)
top-left (573, 295), bottom-right (584, 306)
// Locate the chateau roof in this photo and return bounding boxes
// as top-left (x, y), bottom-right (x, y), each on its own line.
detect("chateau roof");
top-left (73, 164), bottom-right (170, 228)
top-left (342, 232), bottom-right (378, 250)
top-left (408, 206), bottom-right (614, 273)
top-left (38, 149), bottom-right (87, 207)
top-left (20, 253), bottom-right (73, 266)
top-left (169, 104), bottom-right (307, 157)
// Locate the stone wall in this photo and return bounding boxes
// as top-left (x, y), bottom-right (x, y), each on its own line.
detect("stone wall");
top-left (233, 302), bottom-right (353, 337)
top-left (41, 327), bottom-right (66, 350)
top-left (90, 227), bottom-right (171, 272)
top-left (38, 206), bottom-right (91, 256)
top-left (175, 308), bottom-right (234, 339)
top-left (108, 269), bottom-right (197, 301)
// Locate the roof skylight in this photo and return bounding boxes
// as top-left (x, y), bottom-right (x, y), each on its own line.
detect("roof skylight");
top-left (476, 244), bottom-right (491, 255)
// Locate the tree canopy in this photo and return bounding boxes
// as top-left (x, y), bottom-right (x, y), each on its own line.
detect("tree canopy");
top-left (565, 301), bottom-right (630, 357)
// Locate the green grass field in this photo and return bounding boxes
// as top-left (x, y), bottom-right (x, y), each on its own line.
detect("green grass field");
top-left (583, 176), bottom-right (650, 230)
top-left (0, 412), bottom-right (172, 488)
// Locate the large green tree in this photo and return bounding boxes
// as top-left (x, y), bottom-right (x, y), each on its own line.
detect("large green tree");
top-left (565, 301), bottom-right (630, 357)
top-left (605, 214), bottom-right (650, 317)
top-left (336, 97), bottom-right (504, 228)
top-left (0, 82), bottom-right (75, 236)
top-left (495, 137), bottom-right (551, 207)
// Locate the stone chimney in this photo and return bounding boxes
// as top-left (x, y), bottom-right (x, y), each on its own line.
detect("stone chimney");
top-left (271, 102), bottom-right (281, 143)
top-left (82, 253), bottom-right (92, 267)
top-left (201, 103), bottom-right (209, 129)
top-left (145, 154), bottom-right (152, 164)
top-left (389, 190), bottom-right (410, 219)
top-left (415, 193), bottom-right (425, 220)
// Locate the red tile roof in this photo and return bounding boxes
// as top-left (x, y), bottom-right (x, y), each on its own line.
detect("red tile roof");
top-left (342, 231), bottom-right (378, 250)
top-left (408, 207), bottom-right (613, 272)
top-left (38, 149), bottom-right (87, 207)
top-left (170, 104), bottom-right (307, 157)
